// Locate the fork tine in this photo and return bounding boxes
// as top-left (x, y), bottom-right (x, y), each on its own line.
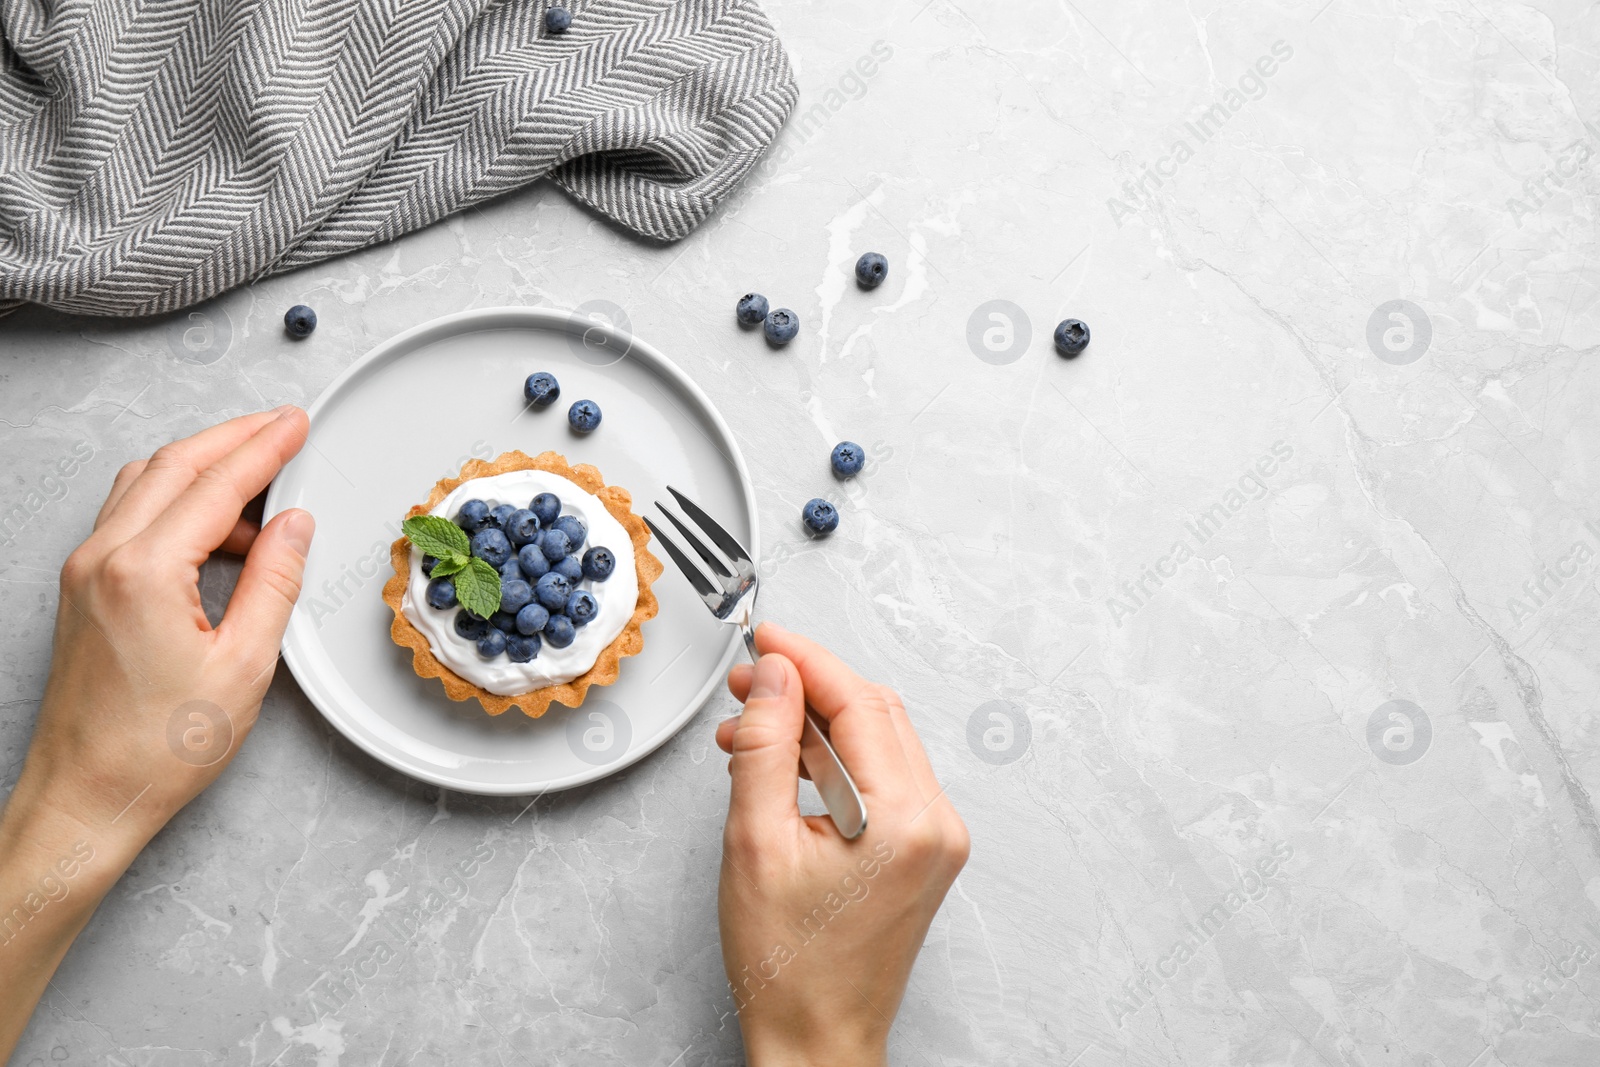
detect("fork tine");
top-left (643, 517), bottom-right (719, 602)
top-left (666, 486), bottom-right (752, 566)
top-left (656, 503), bottom-right (733, 579)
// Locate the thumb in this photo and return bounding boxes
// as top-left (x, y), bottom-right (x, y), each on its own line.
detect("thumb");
top-left (218, 508), bottom-right (314, 675)
top-left (727, 653), bottom-right (804, 835)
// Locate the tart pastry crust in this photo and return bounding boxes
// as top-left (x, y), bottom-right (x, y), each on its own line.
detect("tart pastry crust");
top-left (383, 450), bottom-right (662, 718)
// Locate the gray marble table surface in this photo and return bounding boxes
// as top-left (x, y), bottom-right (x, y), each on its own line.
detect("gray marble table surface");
top-left (5, 0), bottom-right (1600, 1063)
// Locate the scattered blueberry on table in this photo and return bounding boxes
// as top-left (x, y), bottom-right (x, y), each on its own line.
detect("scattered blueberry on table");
top-left (1053, 318), bottom-right (1090, 357)
top-left (524, 371), bottom-right (561, 406)
top-left (736, 292), bottom-right (769, 326)
top-left (802, 498), bottom-right (839, 535)
top-left (854, 253), bottom-right (888, 289)
top-left (830, 441), bottom-right (864, 477)
top-left (568, 399), bottom-right (602, 432)
top-left (545, 6), bottom-right (571, 33)
top-left (764, 308), bottom-right (799, 346)
top-left (283, 304), bottom-right (317, 338)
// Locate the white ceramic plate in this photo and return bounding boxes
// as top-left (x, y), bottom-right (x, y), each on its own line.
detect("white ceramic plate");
top-left (263, 307), bottom-right (756, 795)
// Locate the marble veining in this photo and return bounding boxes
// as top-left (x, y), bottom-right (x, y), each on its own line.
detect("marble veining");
top-left (3, 0), bottom-right (1600, 1063)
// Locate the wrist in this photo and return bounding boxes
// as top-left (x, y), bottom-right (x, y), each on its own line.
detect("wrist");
top-left (1, 758), bottom-right (154, 898)
top-left (741, 1021), bottom-right (889, 1067)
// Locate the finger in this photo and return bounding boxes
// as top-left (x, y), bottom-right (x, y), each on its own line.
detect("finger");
top-left (216, 508), bottom-right (314, 676)
top-left (94, 409), bottom-right (289, 542)
top-left (726, 654), bottom-right (805, 836)
top-left (886, 695), bottom-right (944, 808)
top-left (716, 713), bottom-right (813, 780)
top-left (751, 622), bottom-right (914, 800)
top-left (752, 622), bottom-right (873, 721)
top-left (94, 460), bottom-right (146, 529)
top-left (216, 517), bottom-right (260, 557)
top-left (726, 662), bottom-right (753, 699)
top-left (136, 407), bottom-right (310, 563)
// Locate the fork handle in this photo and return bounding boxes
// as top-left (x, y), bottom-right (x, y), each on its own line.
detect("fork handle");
top-left (741, 626), bottom-right (868, 839)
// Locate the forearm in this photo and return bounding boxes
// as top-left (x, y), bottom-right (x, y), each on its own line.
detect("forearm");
top-left (0, 768), bottom-right (151, 1061)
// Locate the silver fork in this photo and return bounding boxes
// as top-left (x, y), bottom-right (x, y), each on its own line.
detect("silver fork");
top-left (644, 487), bottom-right (867, 839)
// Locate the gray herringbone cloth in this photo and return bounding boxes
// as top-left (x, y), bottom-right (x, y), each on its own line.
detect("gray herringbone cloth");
top-left (0, 0), bottom-right (796, 317)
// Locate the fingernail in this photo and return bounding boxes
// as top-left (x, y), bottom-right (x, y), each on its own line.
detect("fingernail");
top-left (282, 510), bottom-right (315, 556)
top-left (749, 655), bottom-right (787, 700)
top-left (275, 403), bottom-right (300, 417)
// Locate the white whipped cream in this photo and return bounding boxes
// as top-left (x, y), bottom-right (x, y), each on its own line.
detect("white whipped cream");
top-left (401, 469), bottom-right (638, 695)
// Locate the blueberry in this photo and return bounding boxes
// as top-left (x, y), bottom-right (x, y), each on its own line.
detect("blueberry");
top-left (454, 610), bottom-right (490, 640)
top-left (568, 399), bottom-right (602, 433)
top-left (544, 614), bottom-right (576, 648)
top-left (802, 498), bottom-right (839, 535)
top-left (422, 555), bottom-right (439, 577)
top-left (499, 557), bottom-right (525, 582)
top-left (505, 508), bottom-right (541, 546)
top-left (284, 304), bottom-right (317, 338)
top-left (455, 499), bottom-right (491, 532)
top-left (736, 292), bottom-right (769, 326)
top-left (545, 6), bottom-right (570, 33)
top-left (529, 493), bottom-right (561, 526)
top-left (535, 571), bottom-right (571, 611)
top-left (490, 503), bottom-right (517, 531)
top-left (517, 543), bottom-right (551, 579)
top-left (470, 527), bottom-right (512, 568)
top-left (1053, 318), bottom-right (1090, 357)
top-left (515, 603), bottom-right (551, 635)
top-left (524, 371), bottom-right (561, 406)
top-left (554, 555), bottom-right (584, 582)
top-left (552, 515), bottom-right (586, 547)
top-left (764, 308), bottom-right (798, 346)
top-left (477, 629), bottom-right (509, 658)
top-left (500, 578), bottom-right (533, 615)
top-left (566, 590), bottom-right (598, 626)
top-left (830, 441), bottom-right (864, 478)
top-left (582, 546), bottom-right (615, 581)
top-left (539, 528), bottom-right (571, 561)
top-left (854, 252), bottom-right (888, 289)
top-left (426, 577), bottom-right (457, 610)
top-left (490, 611), bottom-right (519, 633)
top-left (507, 633), bottom-right (542, 662)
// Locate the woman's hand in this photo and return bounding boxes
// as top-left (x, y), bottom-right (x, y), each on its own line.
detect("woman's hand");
top-left (0, 407), bottom-right (314, 1059)
top-left (716, 623), bottom-right (970, 1066)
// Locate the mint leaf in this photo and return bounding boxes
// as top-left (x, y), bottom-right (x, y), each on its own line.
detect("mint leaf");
top-left (453, 557), bottom-right (502, 619)
top-left (429, 553), bottom-right (469, 579)
top-left (403, 515), bottom-right (470, 560)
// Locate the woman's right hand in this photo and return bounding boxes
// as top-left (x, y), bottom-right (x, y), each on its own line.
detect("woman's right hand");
top-left (716, 623), bottom-right (970, 1066)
